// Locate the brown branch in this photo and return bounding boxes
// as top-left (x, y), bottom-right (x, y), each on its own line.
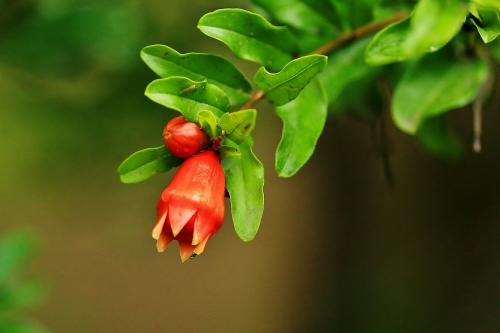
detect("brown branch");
top-left (240, 12), bottom-right (408, 110)
top-left (309, 13), bottom-right (407, 56)
top-left (242, 90), bottom-right (265, 109)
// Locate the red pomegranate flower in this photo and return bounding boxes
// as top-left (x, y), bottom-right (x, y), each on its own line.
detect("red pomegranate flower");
top-left (163, 116), bottom-right (209, 158)
top-left (152, 150), bottom-right (225, 262)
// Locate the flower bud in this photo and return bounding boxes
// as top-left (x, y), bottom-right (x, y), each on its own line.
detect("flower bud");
top-left (152, 150), bottom-right (225, 262)
top-left (163, 116), bottom-right (209, 158)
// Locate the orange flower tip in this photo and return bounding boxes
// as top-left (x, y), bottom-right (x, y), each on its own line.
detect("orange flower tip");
top-left (192, 216), bottom-right (210, 245)
top-left (156, 242), bottom-right (166, 253)
top-left (191, 233), bottom-right (200, 246)
top-left (152, 212), bottom-right (167, 239)
top-left (156, 233), bottom-right (172, 253)
top-left (193, 237), bottom-right (209, 255)
top-left (179, 243), bottom-right (196, 263)
top-left (180, 253), bottom-right (191, 263)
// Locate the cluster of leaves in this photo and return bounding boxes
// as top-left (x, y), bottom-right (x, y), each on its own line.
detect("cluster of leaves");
top-left (0, 231), bottom-right (47, 333)
top-left (119, 0), bottom-right (499, 241)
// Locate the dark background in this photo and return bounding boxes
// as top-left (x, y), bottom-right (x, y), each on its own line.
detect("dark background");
top-left (1, 0), bottom-right (499, 332)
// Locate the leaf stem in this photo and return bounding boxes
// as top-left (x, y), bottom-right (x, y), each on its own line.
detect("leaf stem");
top-left (240, 12), bottom-right (408, 109)
top-left (242, 90), bottom-right (265, 109)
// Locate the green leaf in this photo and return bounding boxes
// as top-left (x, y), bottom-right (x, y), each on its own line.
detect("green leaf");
top-left (220, 138), bottom-right (241, 158)
top-left (393, 55), bottom-right (488, 134)
top-left (117, 146), bottom-right (181, 184)
top-left (473, 0), bottom-right (500, 9)
top-left (470, 5), bottom-right (500, 43)
top-left (373, 0), bottom-right (413, 20)
top-left (141, 45), bottom-right (251, 106)
top-left (145, 77), bottom-right (230, 121)
top-left (254, 55), bottom-right (327, 106)
top-left (0, 281), bottom-right (46, 312)
top-left (403, 0), bottom-right (469, 57)
top-left (252, 0), bottom-right (341, 53)
top-left (198, 8), bottom-right (297, 71)
top-left (329, 0), bottom-right (375, 30)
top-left (222, 138), bottom-right (264, 242)
top-left (0, 320), bottom-right (48, 333)
top-left (416, 116), bottom-right (463, 160)
top-left (367, 0), bottom-right (469, 64)
top-left (275, 79), bottom-right (327, 177)
top-left (197, 110), bottom-right (219, 138)
top-left (0, 231), bottom-right (35, 283)
top-left (365, 17), bottom-right (411, 65)
top-left (218, 109), bottom-right (257, 144)
top-left (320, 38), bottom-right (378, 104)
top-left (252, 0), bottom-right (340, 38)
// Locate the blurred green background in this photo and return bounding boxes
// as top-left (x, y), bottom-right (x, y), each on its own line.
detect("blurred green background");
top-left (1, 0), bottom-right (499, 332)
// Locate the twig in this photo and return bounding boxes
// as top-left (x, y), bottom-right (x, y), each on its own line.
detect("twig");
top-left (242, 90), bottom-right (265, 109)
top-left (241, 13), bottom-right (408, 110)
top-left (309, 13), bottom-right (407, 56)
top-left (472, 47), bottom-right (495, 153)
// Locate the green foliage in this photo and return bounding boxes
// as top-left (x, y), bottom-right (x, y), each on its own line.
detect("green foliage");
top-left (198, 9), bottom-right (297, 71)
top-left (219, 139), bottom-right (242, 158)
top-left (470, 2), bottom-right (500, 43)
top-left (117, 146), bottom-right (181, 184)
top-left (275, 79), bottom-right (328, 177)
top-left (218, 110), bottom-right (257, 144)
top-left (0, 232), bottom-right (35, 284)
top-left (222, 138), bottom-right (265, 242)
top-left (121, 0), bottom-right (498, 243)
top-left (329, 0), bottom-right (375, 29)
top-left (254, 55), bottom-right (327, 106)
top-left (141, 45), bottom-right (251, 106)
top-left (251, 0), bottom-right (341, 52)
top-left (365, 18), bottom-right (411, 65)
top-left (0, 231), bottom-right (47, 333)
top-left (392, 55), bottom-right (488, 134)
top-left (252, 0), bottom-right (339, 34)
top-left (197, 111), bottom-right (219, 139)
top-left (145, 77), bottom-right (230, 121)
top-left (0, 321), bottom-right (48, 333)
top-left (320, 38), bottom-right (378, 104)
top-left (367, 0), bottom-right (469, 64)
top-left (0, 281), bottom-right (45, 313)
top-left (404, 0), bottom-right (468, 56)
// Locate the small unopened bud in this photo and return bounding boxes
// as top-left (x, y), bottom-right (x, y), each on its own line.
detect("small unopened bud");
top-left (163, 116), bottom-right (209, 158)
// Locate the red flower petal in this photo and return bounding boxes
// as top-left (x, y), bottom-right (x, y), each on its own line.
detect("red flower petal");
top-left (152, 210), bottom-right (167, 240)
top-left (179, 242), bottom-right (196, 262)
top-left (156, 229), bottom-right (173, 253)
top-left (194, 236), bottom-right (210, 255)
top-left (168, 201), bottom-right (197, 237)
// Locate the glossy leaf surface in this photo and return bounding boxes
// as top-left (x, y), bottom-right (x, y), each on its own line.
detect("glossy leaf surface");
top-left (222, 138), bottom-right (264, 242)
top-left (145, 77), bottom-right (230, 121)
top-left (198, 9), bottom-right (297, 71)
top-left (118, 146), bottom-right (181, 184)
top-left (275, 79), bottom-right (327, 177)
top-left (141, 45), bottom-right (251, 106)
top-left (218, 109), bottom-right (257, 144)
top-left (393, 56), bottom-right (488, 134)
top-left (254, 55), bottom-right (327, 106)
